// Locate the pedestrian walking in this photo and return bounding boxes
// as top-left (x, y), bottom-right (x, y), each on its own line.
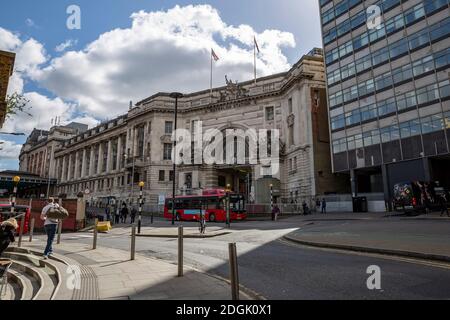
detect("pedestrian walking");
top-left (439, 194), bottom-right (449, 217)
top-left (316, 198), bottom-right (321, 213)
top-left (302, 201), bottom-right (310, 215)
top-left (0, 218), bottom-right (18, 257)
top-left (121, 203), bottom-right (129, 224)
top-left (321, 198), bottom-right (327, 214)
top-left (105, 206), bottom-right (111, 222)
top-left (40, 197), bottom-right (60, 259)
top-left (114, 206), bottom-right (120, 224)
top-left (130, 207), bottom-right (137, 224)
top-left (272, 205), bottom-right (280, 221)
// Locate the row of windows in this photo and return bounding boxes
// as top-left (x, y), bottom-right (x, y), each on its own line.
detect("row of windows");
top-left (331, 79), bottom-right (450, 131)
top-left (325, 1), bottom-right (449, 66)
top-left (332, 111), bottom-right (450, 154)
top-left (329, 47), bottom-right (450, 108)
top-left (320, 0), bottom-right (333, 7)
top-left (322, 0), bottom-right (363, 25)
top-left (323, 0), bottom-right (405, 44)
top-left (327, 17), bottom-right (450, 86)
top-left (159, 170), bottom-right (174, 182)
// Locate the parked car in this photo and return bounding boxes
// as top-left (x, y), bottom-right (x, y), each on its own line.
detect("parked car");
top-left (393, 181), bottom-right (449, 213)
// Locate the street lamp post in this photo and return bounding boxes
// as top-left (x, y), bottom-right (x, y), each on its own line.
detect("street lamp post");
top-left (138, 181), bottom-right (144, 234)
top-left (11, 176), bottom-right (21, 216)
top-left (270, 183), bottom-right (273, 220)
top-left (170, 92), bottom-right (183, 225)
top-left (124, 153), bottom-right (136, 203)
top-left (226, 184), bottom-right (231, 228)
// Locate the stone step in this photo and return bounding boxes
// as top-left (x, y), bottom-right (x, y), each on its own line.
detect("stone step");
top-left (5, 247), bottom-right (77, 300)
top-left (6, 246), bottom-right (99, 300)
top-left (3, 252), bottom-right (57, 300)
top-left (0, 282), bottom-right (18, 301)
top-left (6, 267), bottom-right (34, 300)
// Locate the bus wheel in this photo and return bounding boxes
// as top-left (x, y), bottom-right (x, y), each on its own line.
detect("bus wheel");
top-left (209, 213), bottom-right (216, 222)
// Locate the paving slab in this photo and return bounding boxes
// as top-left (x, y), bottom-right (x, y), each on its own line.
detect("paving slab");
top-left (23, 240), bottom-right (254, 300)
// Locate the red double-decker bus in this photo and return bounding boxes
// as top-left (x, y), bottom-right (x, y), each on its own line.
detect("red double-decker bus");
top-left (164, 189), bottom-right (247, 222)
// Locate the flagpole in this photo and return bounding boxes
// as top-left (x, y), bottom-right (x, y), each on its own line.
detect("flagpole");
top-left (254, 41), bottom-right (257, 85)
top-left (210, 50), bottom-right (213, 102)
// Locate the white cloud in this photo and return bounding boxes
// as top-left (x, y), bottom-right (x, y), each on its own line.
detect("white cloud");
top-left (36, 4), bottom-right (296, 119)
top-left (2, 92), bottom-right (75, 135)
top-left (0, 140), bottom-right (22, 159)
top-left (55, 39), bottom-right (78, 52)
top-left (0, 4), bottom-right (297, 170)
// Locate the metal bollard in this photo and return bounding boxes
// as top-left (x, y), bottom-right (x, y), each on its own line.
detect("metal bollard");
top-left (29, 218), bottom-right (35, 242)
top-left (131, 225), bottom-right (136, 261)
top-left (228, 242), bottom-right (240, 300)
top-left (18, 216), bottom-right (25, 248)
top-left (93, 218), bottom-right (98, 250)
top-left (178, 226), bottom-right (183, 277)
top-left (56, 220), bottom-right (63, 244)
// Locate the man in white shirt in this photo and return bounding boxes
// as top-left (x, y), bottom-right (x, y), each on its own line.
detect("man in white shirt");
top-left (40, 197), bottom-right (59, 259)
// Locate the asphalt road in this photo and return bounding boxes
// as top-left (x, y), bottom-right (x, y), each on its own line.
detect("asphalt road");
top-left (47, 217), bottom-right (450, 299)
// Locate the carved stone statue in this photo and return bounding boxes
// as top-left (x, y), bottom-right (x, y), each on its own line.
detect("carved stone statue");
top-left (219, 75), bottom-right (248, 101)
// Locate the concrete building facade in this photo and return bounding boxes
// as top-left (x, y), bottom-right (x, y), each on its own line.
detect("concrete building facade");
top-left (18, 123), bottom-right (88, 197)
top-left (0, 50), bottom-right (15, 128)
top-left (320, 0), bottom-right (450, 208)
top-left (20, 49), bottom-right (347, 208)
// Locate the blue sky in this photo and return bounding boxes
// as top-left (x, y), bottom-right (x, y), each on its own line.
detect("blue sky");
top-left (0, 0), bottom-right (322, 171)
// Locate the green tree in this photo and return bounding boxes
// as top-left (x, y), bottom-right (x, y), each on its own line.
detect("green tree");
top-left (5, 92), bottom-right (31, 119)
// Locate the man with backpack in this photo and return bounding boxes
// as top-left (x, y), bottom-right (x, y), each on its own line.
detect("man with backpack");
top-left (40, 198), bottom-right (60, 259)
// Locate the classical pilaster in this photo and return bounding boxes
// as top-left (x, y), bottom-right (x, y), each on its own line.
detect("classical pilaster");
top-left (67, 154), bottom-right (73, 181)
top-left (89, 146), bottom-right (95, 177)
top-left (97, 142), bottom-right (104, 174)
top-left (106, 139), bottom-right (113, 173)
top-left (116, 135), bottom-right (122, 170)
top-left (74, 151), bottom-right (80, 180)
top-left (81, 148), bottom-right (87, 178)
top-left (60, 156), bottom-right (67, 182)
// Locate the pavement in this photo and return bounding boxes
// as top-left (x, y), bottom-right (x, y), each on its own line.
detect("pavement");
top-left (27, 212), bottom-right (450, 299)
top-left (284, 215), bottom-right (450, 263)
top-left (24, 239), bottom-right (254, 300)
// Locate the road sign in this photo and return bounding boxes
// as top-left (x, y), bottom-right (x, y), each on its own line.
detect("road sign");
top-left (158, 194), bottom-right (165, 205)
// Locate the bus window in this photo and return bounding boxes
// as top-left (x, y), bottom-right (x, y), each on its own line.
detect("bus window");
top-left (206, 197), bottom-right (219, 209)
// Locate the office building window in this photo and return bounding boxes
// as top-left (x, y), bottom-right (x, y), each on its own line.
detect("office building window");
top-left (159, 170), bottom-right (165, 182)
top-left (163, 143), bottom-right (172, 160)
top-left (165, 121), bottom-right (173, 135)
top-left (266, 106), bottom-right (274, 121)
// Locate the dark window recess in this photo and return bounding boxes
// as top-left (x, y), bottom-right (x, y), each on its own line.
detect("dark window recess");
top-left (422, 131), bottom-right (448, 156)
top-left (333, 152), bottom-right (349, 172)
top-left (401, 136), bottom-right (423, 160)
top-left (364, 145), bottom-right (382, 167)
top-left (382, 140), bottom-right (402, 164)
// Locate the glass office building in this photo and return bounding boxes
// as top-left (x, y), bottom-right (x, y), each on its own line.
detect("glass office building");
top-left (319, 0), bottom-right (450, 207)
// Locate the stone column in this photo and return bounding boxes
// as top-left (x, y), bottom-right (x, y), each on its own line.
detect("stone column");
top-left (74, 151), bottom-right (80, 180)
top-left (89, 146), bottom-right (95, 177)
top-left (106, 139), bottom-right (113, 173)
top-left (97, 142), bottom-right (104, 174)
top-left (67, 154), bottom-right (73, 181)
top-left (81, 148), bottom-right (87, 178)
top-left (132, 126), bottom-right (137, 157)
top-left (61, 156), bottom-right (66, 182)
top-left (117, 135), bottom-right (122, 170)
